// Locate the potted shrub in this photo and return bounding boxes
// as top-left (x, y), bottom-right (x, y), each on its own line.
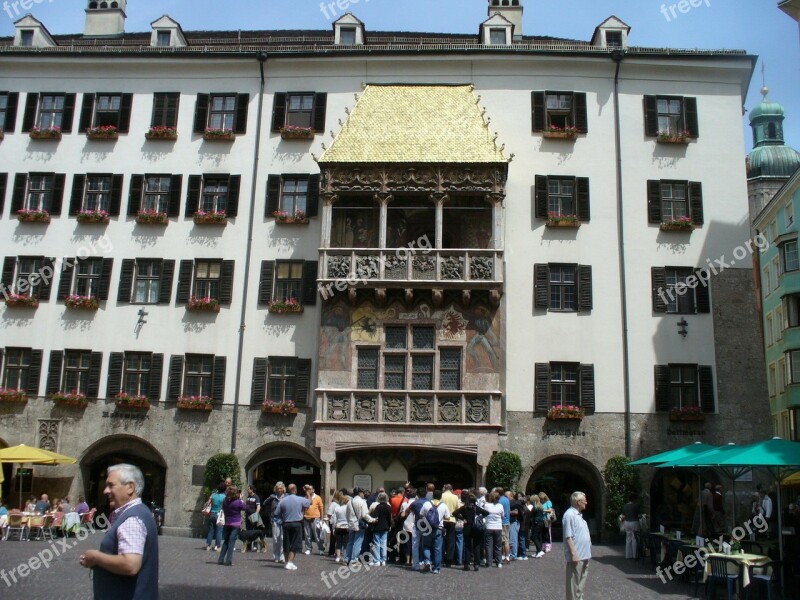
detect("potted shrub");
top-left (64, 295), bottom-right (100, 310)
top-left (115, 392), bottom-right (151, 410)
top-left (177, 395), bottom-right (214, 411)
top-left (279, 125), bottom-right (315, 140)
top-left (261, 399), bottom-right (298, 415)
top-left (202, 128), bottom-right (236, 141)
top-left (267, 298), bottom-right (303, 314)
top-left (51, 390), bottom-right (89, 408)
top-left (29, 125), bottom-right (62, 140)
top-left (273, 210), bottom-right (309, 224)
top-left (669, 405), bottom-right (705, 421)
top-left (4, 293), bottom-right (39, 308)
top-left (76, 209), bottom-right (110, 224)
top-left (542, 125), bottom-right (579, 140)
top-left (546, 212), bottom-right (580, 228)
top-left (660, 216), bottom-right (695, 232)
top-left (0, 387), bottom-right (28, 404)
top-left (657, 129), bottom-right (691, 144)
top-left (16, 209), bottom-right (50, 223)
top-left (85, 125), bottom-right (119, 140)
top-left (187, 296), bottom-right (220, 312)
top-left (145, 126), bottom-right (178, 141)
top-left (136, 209), bottom-right (169, 225)
top-left (547, 404), bottom-right (585, 421)
top-left (193, 210), bottom-right (227, 225)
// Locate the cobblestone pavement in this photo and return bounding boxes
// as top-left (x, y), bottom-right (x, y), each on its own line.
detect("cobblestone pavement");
top-left (0, 534), bottom-right (709, 599)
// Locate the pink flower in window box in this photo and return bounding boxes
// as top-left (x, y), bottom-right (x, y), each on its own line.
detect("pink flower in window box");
top-left (177, 395), bottom-right (214, 411)
top-left (50, 390), bottom-right (88, 408)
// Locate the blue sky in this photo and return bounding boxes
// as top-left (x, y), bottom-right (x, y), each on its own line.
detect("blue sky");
top-left (2, 0), bottom-right (798, 152)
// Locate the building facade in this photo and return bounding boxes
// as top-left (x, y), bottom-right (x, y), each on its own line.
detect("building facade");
top-left (0, 0), bottom-right (771, 535)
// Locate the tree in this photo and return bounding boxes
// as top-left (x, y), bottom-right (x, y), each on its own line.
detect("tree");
top-left (202, 453), bottom-right (242, 498)
top-left (486, 451), bottom-right (523, 491)
top-left (603, 455), bottom-right (641, 531)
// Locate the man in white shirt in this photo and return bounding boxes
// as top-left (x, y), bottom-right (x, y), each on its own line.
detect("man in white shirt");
top-left (759, 489), bottom-right (774, 538)
top-left (563, 491), bottom-right (591, 600)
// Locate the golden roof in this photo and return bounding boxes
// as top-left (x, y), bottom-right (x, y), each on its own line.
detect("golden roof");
top-left (319, 84), bottom-right (506, 164)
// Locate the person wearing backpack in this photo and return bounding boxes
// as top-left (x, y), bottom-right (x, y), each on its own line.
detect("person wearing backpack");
top-left (453, 491), bottom-right (490, 571)
top-left (420, 490), bottom-right (450, 574)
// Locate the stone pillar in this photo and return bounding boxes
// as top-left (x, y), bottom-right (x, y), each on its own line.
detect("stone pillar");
top-left (320, 193), bottom-right (337, 248)
top-left (490, 193), bottom-right (505, 250)
top-left (377, 193), bottom-right (391, 248)
top-left (432, 193), bottom-right (447, 249)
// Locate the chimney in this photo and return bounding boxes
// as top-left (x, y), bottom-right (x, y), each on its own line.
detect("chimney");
top-left (487, 0), bottom-right (524, 40)
top-left (84, 0), bottom-right (127, 37)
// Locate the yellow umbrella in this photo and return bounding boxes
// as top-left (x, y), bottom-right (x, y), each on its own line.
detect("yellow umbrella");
top-left (783, 470), bottom-right (800, 485)
top-left (0, 444), bottom-right (77, 507)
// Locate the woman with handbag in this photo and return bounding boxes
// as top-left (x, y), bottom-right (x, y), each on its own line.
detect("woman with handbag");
top-left (217, 486), bottom-right (245, 566)
top-left (205, 483), bottom-right (227, 551)
top-left (530, 494), bottom-right (546, 558)
top-left (453, 491), bottom-right (489, 571)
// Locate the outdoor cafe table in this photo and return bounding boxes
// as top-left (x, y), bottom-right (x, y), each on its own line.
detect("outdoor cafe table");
top-left (703, 552), bottom-right (771, 588)
top-left (652, 532), bottom-right (693, 563)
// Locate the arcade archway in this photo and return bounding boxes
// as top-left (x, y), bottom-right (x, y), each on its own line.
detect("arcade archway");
top-left (246, 443), bottom-right (322, 500)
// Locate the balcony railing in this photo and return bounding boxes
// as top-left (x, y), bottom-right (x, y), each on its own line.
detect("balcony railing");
top-left (315, 390), bottom-right (502, 427)
top-left (319, 249), bottom-right (503, 287)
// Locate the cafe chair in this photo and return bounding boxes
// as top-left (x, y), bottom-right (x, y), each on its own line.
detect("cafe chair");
top-left (680, 542), bottom-right (705, 596)
top-left (4, 513), bottom-right (27, 541)
top-left (741, 540), bottom-right (764, 555)
top-left (745, 560), bottom-right (782, 600)
top-left (42, 514), bottom-right (58, 540)
top-left (27, 515), bottom-right (47, 541)
top-left (662, 539), bottom-right (683, 570)
top-left (633, 530), bottom-right (644, 563)
top-left (706, 556), bottom-right (741, 600)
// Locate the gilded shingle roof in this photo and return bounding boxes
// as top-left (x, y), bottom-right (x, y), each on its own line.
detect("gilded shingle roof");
top-left (319, 84), bottom-right (507, 164)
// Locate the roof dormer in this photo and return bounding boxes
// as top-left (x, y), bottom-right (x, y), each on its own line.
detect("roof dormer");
top-left (333, 13), bottom-right (365, 46)
top-left (13, 14), bottom-right (56, 48)
top-left (84, 0), bottom-right (127, 38)
top-left (481, 13), bottom-right (514, 46)
top-left (150, 15), bottom-right (187, 48)
top-left (591, 16), bottom-right (630, 49)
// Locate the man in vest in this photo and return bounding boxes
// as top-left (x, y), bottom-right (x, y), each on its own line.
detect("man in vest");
top-left (80, 463), bottom-right (159, 600)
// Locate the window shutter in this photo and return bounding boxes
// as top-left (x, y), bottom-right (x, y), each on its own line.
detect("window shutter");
top-left (148, 353), bottom-right (164, 401)
top-left (11, 174), bottom-right (26, 214)
top-left (175, 260), bottom-right (193, 304)
top-left (3, 92), bottom-right (18, 132)
top-left (266, 175), bottom-right (281, 217)
top-left (296, 358), bottom-right (312, 404)
top-left (234, 93), bottom-right (249, 133)
top-left (61, 94), bottom-right (76, 133)
top-left (159, 260), bottom-right (175, 305)
top-left (307, 174), bottom-right (321, 218)
top-left (698, 365), bottom-right (714, 413)
top-left (78, 93), bottom-right (95, 133)
top-left (212, 356), bottom-right (226, 403)
top-left (579, 364), bottom-right (595, 414)
top-left (97, 258), bottom-right (114, 301)
top-left (87, 352), bottom-right (102, 398)
top-left (153, 92), bottom-right (180, 127)
top-left (684, 97), bottom-right (699, 138)
top-left (21, 93), bottom-right (38, 132)
top-left (69, 175), bottom-right (86, 216)
top-left (27, 349), bottom-right (42, 396)
top-left (695, 270), bottom-right (711, 314)
top-left (109, 174), bottom-right (123, 217)
top-left (654, 365), bottom-right (670, 412)
top-left (251, 358), bottom-right (268, 405)
top-left (226, 175), bottom-right (241, 217)
top-left (271, 93), bottom-right (287, 132)
top-left (127, 175), bottom-right (144, 216)
top-left (51, 174), bottom-right (65, 215)
top-left (643, 95), bottom-right (658, 136)
top-left (576, 177), bottom-right (590, 221)
top-left (151, 93), bottom-right (165, 127)
top-left (46, 350), bottom-right (63, 395)
top-left (106, 352), bottom-right (124, 398)
top-left (574, 92), bottom-right (588, 133)
top-left (117, 259), bottom-right (135, 302)
top-left (118, 93), bottom-right (133, 133)
top-left (0, 173), bottom-right (5, 215)
top-left (168, 175), bottom-right (182, 217)
top-left (531, 91), bottom-right (545, 132)
top-left (534, 264), bottom-right (549, 309)
top-left (38, 258), bottom-right (55, 300)
top-left (193, 94), bottom-right (209, 133)
top-left (578, 265), bottom-right (593, 312)
top-left (303, 261), bottom-right (318, 306)
top-left (57, 259), bottom-right (74, 300)
top-left (534, 175), bottom-right (548, 220)
top-left (535, 363), bottom-right (550, 411)
top-left (1, 257), bottom-right (15, 290)
top-left (167, 355), bottom-right (184, 400)
top-left (185, 175), bottom-right (201, 216)
top-left (651, 267), bottom-right (667, 312)
top-left (313, 93), bottom-right (327, 133)
top-left (165, 93), bottom-right (179, 127)
top-left (219, 260), bottom-right (235, 305)
top-left (689, 181), bottom-right (704, 226)
top-left (259, 261), bottom-right (275, 305)
top-left (647, 180), bottom-right (662, 224)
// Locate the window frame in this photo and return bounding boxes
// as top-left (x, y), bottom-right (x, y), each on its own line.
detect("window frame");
top-left (549, 362), bottom-right (579, 406)
top-left (63, 349), bottom-right (92, 395)
top-left (489, 28), bottom-right (507, 45)
top-left (20, 30), bottom-right (34, 47)
top-left (664, 267), bottom-right (696, 314)
top-left (548, 264), bottom-right (577, 312)
top-left (279, 177), bottom-right (309, 214)
top-left (644, 94), bottom-right (699, 138)
top-left (132, 259), bottom-right (162, 305)
top-left (274, 261), bottom-right (304, 304)
top-left (92, 94), bottom-right (123, 128)
top-left (267, 357), bottom-right (297, 403)
top-left (82, 175), bottom-right (112, 212)
top-left (14, 256), bottom-right (45, 298)
top-left (192, 260), bottom-right (222, 300)
top-left (24, 173), bottom-right (54, 211)
top-left (668, 364), bottom-right (700, 410)
top-left (156, 30), bottom-right (171, 47)
top-left (73, 257), bottom-right (103, 298)
top-left (37, 94), bottom-right (66, 130)
top-left (183, 354), bottom-right (213, 398)
top-left (781, 240), bottom-right (799, 273)
top-left (150, 92), bottom-right (180, 128)
top-left (605, 30), bottom-right (623, 47)
top-left (200, 176), bottom-right (229, 213)
top-left (534, 263), bottom-right (592, 312)
top-left (207, 94), bottom-right (237, 131)
top-left (142, 175), bottom-right (172, 213)
top-left (339, 27), bottom-right (357, 46)
top-left (3, 347), bottom-right (31, 390)
top-left (122, 352), bottom-right (152, 397)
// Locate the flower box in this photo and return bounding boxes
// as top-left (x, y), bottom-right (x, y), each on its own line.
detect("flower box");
top-left (280, 126), bottom-right (315, 140)
top-left (261, 401), bottom-right (298, 415)
top-left (542, 128), bottom-right (579, 140)
top-left (16, 209), bottom-right (51, 223)
top-left (145, 126), bottom-right (178, 141)
top-left (669, 406), bottom-right (705, 422)
top-left (546, 404), bottom-right (585, 421)
top-left (85, 126), bottom-right (119, 140)
top-left (177, 396), bottom-right (214, 411)
top-left (669, 413), bottom-right (705, 422)
top-left (0, 388), bottom-right (28, 404)
top-left (115, 393), bottom-right (151, 410)
top-left (202, 129), bottom-right (236, 141)
top-left (193, 211), bottom-right (227, 225)
top-left (4, 294), bottom-right (39, 308)
top-left (657, 130), bottom-right (692, 144)
top-left (29, 127), bottom-right (62, 140)
top-left (660, 219), bottom-right (695, 232)
top-left (136, 210), bottom-right (169, 225)
top-left (187, 297), bottom-right (220, 312)
top-left (76, 210), bottom-right (110, 224)
top-left (51, 391), bottom-right (88, 408)
top-left (268, 300), bottom-right (304, 314)
top-left (273, 210), bottom-right (309, 224)
top-left (546, 213), bottom-right (580, 228)
top-left (64, 295), bottom-right (99, 310)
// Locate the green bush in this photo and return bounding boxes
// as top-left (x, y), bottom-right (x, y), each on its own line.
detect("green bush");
top-left (202, 453), bottom-right (242, 498)
top-left (486, 451), bottom-right (523, 491)
top-left (603, 455), bottom-right (641, 531)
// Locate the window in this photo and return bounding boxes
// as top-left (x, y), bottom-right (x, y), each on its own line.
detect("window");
top-left (654, 364), bottom-right (713, 413)
top-left (176, 260), bottom-right (234, 306)
top-left (387, 197), bottom-right (435, 249)
top-left (340, 27), bottom-right (356, 45)
top-left (3, 348), bottom-right (31, 390)
top-left (669, 365), bottom-right (698, 408)
top-left (193, 93), bottom-right (249, 134)
top-left (265, 174), bottom-right (319, 220)
top-left (651, 267), bottom-right (710, 314)
top-left (151, 93), bottom-right (179, 128)
top-left (38, 95), bottom-right (66, 130)
top-left (271, 92), bottom-right (327, 133)
top-left (83, 175), bottom-right (111, 212)
top-left (74, 258), bottom-right (103, 298)
top-left (142, 176), bottom-right (171, 213)
top-left (258, 260), bottom-right (317, 306)
top-left (782, 241), bottom-right (799, 273)
top-left (534, 362), bottom-right (595, 412)
top-left (550, 363), bottom-right (578, 405)
top-left (286, 94), bottom-right (314, 128)
top-left (531, 91), bottom-right (588, 133)
top-left (767, 314), bottom-right (774, 347)
top-left (357, 347), bottom-right (379, 389)
top-left (605, 31), bottom-right (622, 47)
top-left (643, 95), bottom-right (699, 138)
top-left (442, 197), bottom-right (493, 249)
top-left (789, 351), bottom-right (800, 384)
top-left (184, 354), bottom-right (213, 397)
top-left (769, 220), bottom-right (779, 244)
top-left (193, 261), bottom-right (221, 300)
top-left (647, 180), bottom-right (703, 226)
top-left (769, 363), bottom-right (777, 397)
top-left (275, 262), bottom-right (303, 303)
top-left (772, 256), bottom-right (780, 291)
top-left (63, 350), bottom-right (92, 394)
top-left (786, 204), bottom-right (794, 227)
top-left (534, 264), bottom-right (592, 312)
top-left (133, 260), bottom-right (162, 304)
top-left (268, 358), bottom-right (296, 402)
top-left (208, 95), bottom-right (236, 131)
top-left (156, 30), bottom-right (171, 47)
top-left (330, 197), bottom-right (380, 248)
top-left (25, 174), bottom-right (54, 211)
top-left (13, 257), bottom-right (45, 297)
top-left (280, 179), bottom-right (308, 214)
top-left (123, 353), bottom-right (151, 396)
top-left (785, 295), bottom-right (800, 329)
top-left (665, 268), bottom-right (694, 313)
top-left (57, 257), bottom-right (112, 303)
top-left (0, 92), bottom-right (16, 132)
top-left (79, 93), bottom-right (132, 132)
top-left (20, 30), bottom-right (34, 47)
top-left (534, 176), bottom-right (590, 221)
top-left (186, 175), bottom-right (240, 217)
top-left (22, 93), bottom-right (75, 133)
top-left (0, 94), bottom-right (6, 127)
top-left (489, 28), bottom-right (507, 45)
top-left (763, 265), bottom-right (771, 297)
top-left (778, 358), bottom-right (787, 395)
top-left (94, 95), bottom-right (121, 127)
top-left (117, 259), bottom-right (174, 305)
top-left (439, 348), bottom-right (462, 391)
top-left (200, 178), bottom-right (228, 213)
top-left (250, 356), bottom-right (312, 405)
top-left (776, 306), bottom-right (784, 341)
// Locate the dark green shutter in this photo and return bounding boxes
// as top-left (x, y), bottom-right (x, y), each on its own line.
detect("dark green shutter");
top-left (167, 355), bottom-right (184, 400)
top-left (46, 351), bottom-right (63, 395)
top-left (226, 175), bottom-right (241, 217)
top-left (313, 93), bottom-right (327, 132)
top-left (535, 363), bottom-right (550, 411)
top-left (574, 92), bottom-right (588, 133)
top-left (159, 260), bottom-right (175, 305)
top-left (654, 365), bottom-right (670, 412)
top-left (148, 353), bottom-right (163, 401)
top-left (651, 267), bottom-right (667, 312)
top-left (695, 270), bottom-right (711, 314)
top-left (266, 175), bottom-right (281, 217)
top-left (97, 258), bottom-right (113, 301)
top-left (251, 358), bottom-right (268, 405)
top-left (27, 349), bottom-right (42, 396)
top-left (259, 261), bottom-right (275, 305)
top-left (128, 175), bottom-right (144, 216)
top-left (576, 177), bottom-right (590, 222)
top-left (109, 174), bottom-right (123, 217)
top-left (117, 259), bottom-right (135, 302)
top-left (10, 174), bottom-right (26, 214)
top-left (118, 94), bottom-right (133, 133)
top-left (175, 260), bottom-right (193, 304)
top-left (643, 95), bottom-right (658, 136)
top-left (1, 257), bottom-right (15, 291)
top-left (169, 175), bottom-right (182, 217)
top-left (579, 364), bottom-right (595, 414)
top-left (234, 94), bottom-right (249, 134)
top-left (219, 260), bottom-right (235, 304)
top-left (534, 175), bottom-right (548, 219)
top-left (689, 181), bottom-right (704, 226)
top-left (212, 356), bottom-right (226, 403)
top-left (647, 180), bottom-right (662, 224)
top-left (106, 352), bottom-right (124, 398)
top-left (3, 92), bottom-right (18, 132)
top-left (78, 94), bottom-right (95, 133)
top-left (69, 175), bottom-right (86, 216)
top-left (296, 358), bottom-right (312, 404)
top-left (51, 174), bottom-right (65, 215)
top-left (271, 93), bottom-right (287, 132)
top-left (87, 352), bottom-right (103, 398)
top-left (21, 93), bottom-right (38, 132)
top-left (531, 91), bottom-right (545, 132)
top-left (185, 175), bottom-right (201, 216)
top-left (61, 94), bottom-right (76, 133)
top-left (38, 258), bottom-right (55, 300)
top-left (302, 261), bottom-right (318, 306)
top-left (193, 94), bottom-right (209, 133)
top-left (0, 173), bottom-right (6, 215)
top-left (684, 97), bottom-right (699, 138)
top-left (578, 265), bottom-right (592, 312)
top-left (57, 260), bottom-right (74, 300)
top-left (699, 366), bottom-right (714, 413)
top-left (307, 174), bottom-right (320, 218)
top-left (534, 264), bottom-right (549, 309)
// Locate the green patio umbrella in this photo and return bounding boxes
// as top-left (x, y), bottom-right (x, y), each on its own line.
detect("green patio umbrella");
top-left (629, 441), bottom-right (717, 466)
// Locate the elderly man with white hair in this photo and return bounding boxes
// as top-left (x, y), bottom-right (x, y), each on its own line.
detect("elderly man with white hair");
top-left (563, 491), bottom-right (591, 600)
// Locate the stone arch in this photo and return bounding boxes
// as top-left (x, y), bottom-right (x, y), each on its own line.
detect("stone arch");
top-left (244, 442), bottom-right (322, 499)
